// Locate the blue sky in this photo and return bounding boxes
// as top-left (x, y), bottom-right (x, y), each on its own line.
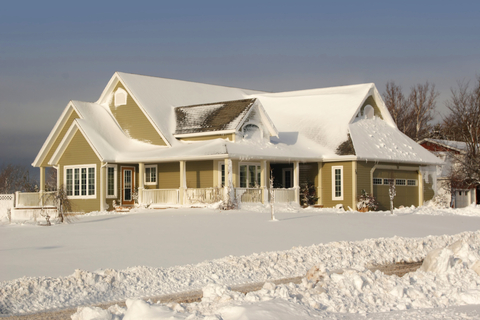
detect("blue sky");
top-left (1, 0), bottom-right (479, 175)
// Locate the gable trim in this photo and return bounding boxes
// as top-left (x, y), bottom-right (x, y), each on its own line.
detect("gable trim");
top-left (97, 72), bottom-right (172, 147)
top-left (48, 121), bottom-right (102, 166)
top-left (174, 130), bottom-right (237, 138)
top-left (32, 102), bottom-right (81, 167)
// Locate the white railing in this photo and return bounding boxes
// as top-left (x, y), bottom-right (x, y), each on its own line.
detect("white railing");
top-left (15, 191), bottom-right (56, 207)
top-left (235, 188), bottom-right (263, 203)
top-left (143, 189), bottom-right (179, 205)
top-left (186, 188), bottom-right (222, 204)
top-left (272, 188), bottom-right (296, 203)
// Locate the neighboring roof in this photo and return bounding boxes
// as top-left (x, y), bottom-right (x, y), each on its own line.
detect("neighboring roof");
top-left (419, 138), bottom-right (468, 153)
top-left (349, 118), bottom-right (444, 165)
top-left (174, 99), bottom-right (256, 135)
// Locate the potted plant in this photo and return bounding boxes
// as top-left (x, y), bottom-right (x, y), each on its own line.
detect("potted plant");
top-left (357, 189), bottom-right (378, 212)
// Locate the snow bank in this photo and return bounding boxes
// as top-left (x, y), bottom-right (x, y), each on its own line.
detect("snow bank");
top-left (2, 231), bottom-right (480, 316)
top-left (71, 234), bottom-right (480, 319)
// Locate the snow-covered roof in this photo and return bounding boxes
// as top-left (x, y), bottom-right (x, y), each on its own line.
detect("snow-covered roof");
top-left (349, 118), bottom-right (443, 165)
top-left (252, 83), bottom-right (395, 152)
top-left (41, 72), bottom-right (442, 166)
top-left (419, 138), bottom-right (468, 153)
top-left (174, 99), bottom-right (256, 135)
top-left (96, 72), bottom-right (264, 147)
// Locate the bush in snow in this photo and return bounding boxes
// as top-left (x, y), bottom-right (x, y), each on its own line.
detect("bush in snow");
top-left (357, 189), bottom-right (379, 211)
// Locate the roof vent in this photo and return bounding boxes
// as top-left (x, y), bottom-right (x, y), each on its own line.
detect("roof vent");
top-left (114, 88), bottom-right (127, 108)
top-left (364, 105), bottom-right (374, 119)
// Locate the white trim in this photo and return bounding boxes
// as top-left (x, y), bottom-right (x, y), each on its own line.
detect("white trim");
top-left (331, 166), bottom-right (344, 201)
top-left (174, 130), bottom-right (236, 138)
top-left (64, 164), bottom-right (97, 199)
top-left (48, 121), bottom-right (103, 165)
top-left (144, 164), bottom-right (158, 186)
top-left (106, 164), bottom-right (118, 198)
top-left (33, 103), bottom-right (79, 167)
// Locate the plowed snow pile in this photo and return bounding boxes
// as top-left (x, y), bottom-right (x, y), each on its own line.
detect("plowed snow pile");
top-left (2, 231), bottom-right (480, 319)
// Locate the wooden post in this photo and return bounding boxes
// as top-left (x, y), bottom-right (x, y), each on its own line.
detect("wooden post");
top-left (294, 161), bottom-right (300, 205)
top-left (179, 161), bottom-right (186, 205)
top-left (138, 163), bottom-right (145, 205)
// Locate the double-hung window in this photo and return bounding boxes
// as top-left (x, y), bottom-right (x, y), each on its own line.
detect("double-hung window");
top-left (239, 164), bottom-right (261, 188)
top-left (65, 165), bottom-right (96, 198)
top-left (332, 166), bottom-right (343, 201)
top-left (145, 165), bottom-right (157, 185)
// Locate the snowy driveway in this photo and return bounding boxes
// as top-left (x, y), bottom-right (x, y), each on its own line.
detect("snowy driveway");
top-left (1, 206), bottom-right (480, 282)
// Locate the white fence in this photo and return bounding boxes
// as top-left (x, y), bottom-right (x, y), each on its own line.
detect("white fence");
top-left (143, 189), bottom-right (179, 205)
top-left (235, 188), bottom-right (263, 203)
top-left (0, 194), bottom-right (14, 221)
top-left (186, 188), bottom-right (222, 204)
top-left (15, 191), bottom-right (56, 207)
top-left (272, 188), bottom-right (296, 203)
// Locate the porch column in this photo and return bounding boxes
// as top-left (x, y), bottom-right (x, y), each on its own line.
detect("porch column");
top-left (138, 163), bottom-right (145, 205)
top-left (261, 160), bottom-right (268, 204)
top-left (418, 170), bottom-right (424, 206)
top-left (293, 161), bottom-right (300, 204)
top-left (56, 166), bottom-right (61, 191)
top-left (317, 162), bottom-right (323, 205)
top-left (179, 161), bottom-right (186, 205)
top-left (352, 161), bottom-right (357, 210)
top-left (224, 159), bottom-right (234, 205)
top-left (39, 167), bottom-right (46, 192)
top-left (100, 162), bottom-right (106, 211)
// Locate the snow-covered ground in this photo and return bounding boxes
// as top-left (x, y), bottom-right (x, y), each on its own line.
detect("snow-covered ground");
top-left (1, 204), bottom-right (480, 319)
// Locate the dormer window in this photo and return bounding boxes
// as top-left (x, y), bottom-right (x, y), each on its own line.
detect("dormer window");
top-left (114, 88), bottom-right (127, 108)
top-left (243, 123), bottom-right (261, 140)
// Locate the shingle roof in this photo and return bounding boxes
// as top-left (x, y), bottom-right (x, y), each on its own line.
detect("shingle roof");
top-left (174, 98), bottom-right (256, 135)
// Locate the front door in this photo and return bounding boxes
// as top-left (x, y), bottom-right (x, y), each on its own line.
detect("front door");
top-left (122, 167), bottom-right (135, 205)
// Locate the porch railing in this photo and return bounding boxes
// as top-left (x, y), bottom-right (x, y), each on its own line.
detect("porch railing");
top-left (235, 188), bottom-right (263, 203)
top-left (272, 188), bottom-right (296, 203)
top-left (143, 189), bottom-right (179, 205)
top-left (185, 188), bottom-right (222, 204)
top-left (15, 191), bottom-right (56, 207)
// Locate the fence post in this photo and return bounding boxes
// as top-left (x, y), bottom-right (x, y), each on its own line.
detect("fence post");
top-left (15, 191), bottom-right (20, 207)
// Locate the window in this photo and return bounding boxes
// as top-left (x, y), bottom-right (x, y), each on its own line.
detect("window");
top-left (332, 166), bottom-right (343, 200)
top-left (407, 179), bottom-right (417, 186)
top-left (219, 163), bottom-right (225, 187)
top-left (107, 165), bottom-right (117, 198)
top-left (383, 178), bottom-right (394, 185)
top-left (239, 164), bottom-right (261, 188)
top-left (243, 123), bottom-right (261, 140)
top-left (145, 165), bottom-right (157, 185)
top-left (373, 178), bottom-right (383, 185)
top-left (395, 179), bottom-right (406, 186)
top-left (65, 165), bottom-right (96, 198)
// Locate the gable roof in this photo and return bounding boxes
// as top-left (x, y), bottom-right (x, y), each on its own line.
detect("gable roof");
top-left (96, 72), bottom-right (265, 147)
top-left (252, 83), bottom-right (395, 153)
top-left (174, 98), bottom-right (256, 135)
top-left (418, 138), bottom-right (468, 153)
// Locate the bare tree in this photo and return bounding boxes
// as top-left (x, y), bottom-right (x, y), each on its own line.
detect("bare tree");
top-left (408, 82), bottom-right (439, 141)
top-left (443, 77), bottom-right (480, 186)
top-left (0, 164), bottom-right (37, 194)
top-left (383, 81), bottom-right (415, 138)
top-left (46, 167), bottom-right (57, 191)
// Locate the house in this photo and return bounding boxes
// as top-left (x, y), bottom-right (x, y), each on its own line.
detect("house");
top-left (26, 72), bottom-right (443, 213)
top-left (419, 138), bottom-right (478, 208)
